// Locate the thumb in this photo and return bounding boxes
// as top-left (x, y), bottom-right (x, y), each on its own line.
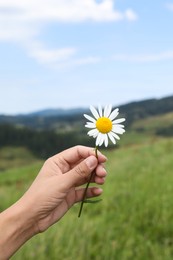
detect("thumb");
top-left (64, 155), bottom-right (98, 187)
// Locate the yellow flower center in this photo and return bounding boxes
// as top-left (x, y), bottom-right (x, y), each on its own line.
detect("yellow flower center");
top-left (96, 117), bottom-right (112, 134)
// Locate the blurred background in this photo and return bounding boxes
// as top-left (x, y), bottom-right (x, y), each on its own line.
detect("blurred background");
top-left (1, 0), bottom-right (173, 259)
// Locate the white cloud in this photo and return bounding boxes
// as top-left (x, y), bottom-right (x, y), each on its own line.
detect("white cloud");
top-left (124, 9), bottom-right (138, 21)
top-left (24, 40), bottom-right (100, 68)
top-left (20, 38), bottom-right (101, 69)
top-left (0, 0), bottom-right (137, 68)
top-left (0, 0), bottom-right (138, 23)
top-left (55, 56), bottom-right (101, 69)
top-left (113, 51), bottom-right (173, 62)
top-left (28, 42), bottom-right (76, 64)
top-left (0, 0), bottom-right (138, 41)
top-left (166, 2), bottom-right (173, 11)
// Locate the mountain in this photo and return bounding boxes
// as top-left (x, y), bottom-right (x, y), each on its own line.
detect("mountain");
top-left (27, 108), bottom-right (88, 117)
top-left (0, 107), bottom-right (89, 130)
top-left (119, 95), bottom-right (173, 126)
top-left (1, 95), bottom-right (173, 158)
top-left (0, 95), bottom-right (173, 130)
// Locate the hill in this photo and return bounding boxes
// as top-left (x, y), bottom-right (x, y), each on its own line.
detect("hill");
top-left (119, 95), bottom-right (173, 126)
top-left (0, 95), bottom-right (173, 159)
top-left (0, 95), bottom-right (173, 130)
top-left (28, 108), bottom-right (88, 117)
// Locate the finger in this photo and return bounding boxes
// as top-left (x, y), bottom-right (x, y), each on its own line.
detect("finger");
top-left (90, 164), bottom-right (107, 183)
top-left (94, 176), bottom-right (106, 185)
top-left (95, 164), bottom-right (107, 177)
top-left (52, 146), bottom-right (107, 170)
top-left (63, 155), bottom-right (98, 187)
top-left (75, 187), bottom-right (103, 203)
top-left (95, 150), bottom-right (108, 164)
top-left (52, 146), bottom-right (94, 164)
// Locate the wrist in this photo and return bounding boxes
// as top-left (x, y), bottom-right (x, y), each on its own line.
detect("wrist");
top-left (0, 199), bottom-right (36, 259)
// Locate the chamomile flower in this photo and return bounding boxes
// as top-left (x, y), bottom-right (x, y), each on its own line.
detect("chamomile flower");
top-left (84, 105), bottom-right (125, 147)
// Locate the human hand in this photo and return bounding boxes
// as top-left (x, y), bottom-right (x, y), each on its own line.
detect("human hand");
top-left (21, 145), bottom-right (107, 234)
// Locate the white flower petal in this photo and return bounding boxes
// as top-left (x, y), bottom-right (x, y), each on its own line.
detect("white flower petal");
top-left (96, 133), bottom-right (101, 146)
top-left (104, 104), bottom-right (112, 117)
top-left (112, 118), bottom-right (126, 124)
top-left (90, 105), bottom-right (100, 119)
top-left (85, 122), bottom-right (96, 128)
top-left (96, 133), bottom-right (104, 146)
top-left (88, 129), bottom-right (98, 137)
top-left (84, 105), bottom-right (125, 148)
top-left (99, 134), bottom-right (105, 146)
top-left (104, 134), bottom-right (108, 147)
top-left (84, 114), bottom-right (96, 123)
top-left (110, 131), bottom-right (120, 140)
top-left (109, 108), bottom-right (119, 121)
top-left (93, 132), bottom-right (98, 138)
top-left (116, 126), bottom-right (126, 133)
top-left (112, 126), bottom-right (125, 134)
top-left (98, 104), bottom-right (103, 117)
top-left (108, 132), bottom-right (116, 144)
top-left (117, 124), bottom-right (125, 128)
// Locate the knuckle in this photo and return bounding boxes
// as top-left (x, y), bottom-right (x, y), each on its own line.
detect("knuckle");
top-left (43, 157), bottom-right (52, 167)
top-left (74, 165), bottom-right (87, 179)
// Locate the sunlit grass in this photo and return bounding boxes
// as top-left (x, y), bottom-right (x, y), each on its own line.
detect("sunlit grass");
top-left (131, 111), bottom-right (173, 134)
top-left (1, 138), bottom-right (173, 259)
top-left (0, 146), bottom-right (39, 172)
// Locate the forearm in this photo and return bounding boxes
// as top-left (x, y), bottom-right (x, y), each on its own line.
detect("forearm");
top-left (0, 199), bottom-right (36, 260)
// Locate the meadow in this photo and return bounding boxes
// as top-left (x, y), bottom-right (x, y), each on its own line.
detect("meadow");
top-left (1, 133), bottom-right (173, 260)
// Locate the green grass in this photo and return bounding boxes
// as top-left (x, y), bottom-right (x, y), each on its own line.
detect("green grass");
top-left (0, 146), bottom-right (38, 172)
top-left (131, 111), bottom-right (173, 134)
top-left (1, 138), bottom-right (173, 259)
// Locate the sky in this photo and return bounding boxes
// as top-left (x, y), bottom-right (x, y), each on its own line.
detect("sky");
top-left (0, 0), bottom-right (173, 115)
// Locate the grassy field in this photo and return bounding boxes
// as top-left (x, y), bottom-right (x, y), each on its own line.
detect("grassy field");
top-left (1, 136), bottom-right (173, 259)
top-left (130, 111), bottom-right (173, 134)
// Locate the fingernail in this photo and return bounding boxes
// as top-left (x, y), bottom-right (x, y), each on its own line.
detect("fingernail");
top-left (97, 151), bottom-right (108, 161)
top-left (103, 155), bottom-right (108, 161)
top-left (85, 156), bottom-right (97, 170)
top-left (97, 188), bottom-right (103, 193)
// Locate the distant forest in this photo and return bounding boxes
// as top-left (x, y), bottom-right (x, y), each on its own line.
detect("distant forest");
top-left (119, 95), bottom-right (173, 125)
top-left (0, 124), bottom-right (94, 158)
top-left (1, 95), bottom-right (173, 129)
top-left (0, 95), bottom-right (173, 158)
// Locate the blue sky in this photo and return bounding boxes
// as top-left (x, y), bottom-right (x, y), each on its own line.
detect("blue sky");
top-left (0, 0), bottom-right (173, 115)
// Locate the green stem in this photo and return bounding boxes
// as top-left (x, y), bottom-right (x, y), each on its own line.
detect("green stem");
top-left (78, 147), bottom-right (98, 218)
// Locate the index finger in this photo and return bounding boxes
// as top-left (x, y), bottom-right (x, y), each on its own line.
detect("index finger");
top-left (52, 145), bottom-right (107, 168)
